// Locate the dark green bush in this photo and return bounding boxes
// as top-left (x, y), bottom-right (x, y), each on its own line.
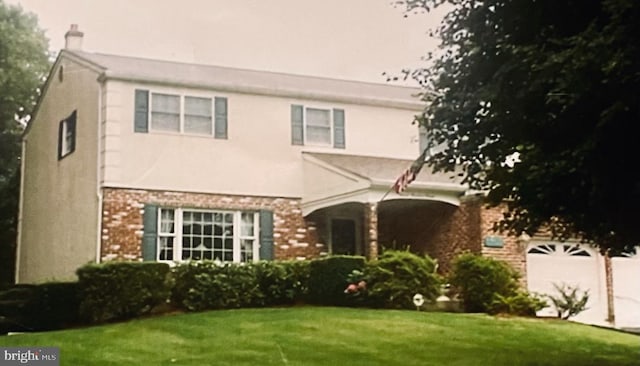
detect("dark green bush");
top-left (488, 290), bottom-right (546, 316)
top-left (449, 253), bottom-right (520, 313)
top-left (307, 256), bottom-right (365, 306)
top-left (171, 261), bottom-right (262, 311)
top-left (349, 251), bottom-right (441, 309)
top-left (76, 262), bottom-right (171, 323)
top-left (0, 282), bottom-right (79, 333)
top-left (253, 260), bottom-right (310, 306)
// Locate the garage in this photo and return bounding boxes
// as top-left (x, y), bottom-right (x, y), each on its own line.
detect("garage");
top-left (526, 241), bottom-right (609, 326)
top-left (611, 251), bottom-right (640, 330)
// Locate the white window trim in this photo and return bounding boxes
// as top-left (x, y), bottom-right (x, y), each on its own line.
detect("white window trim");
top-left (303, 105), bottom-right (333, 147)
top-left (148, 91), bottom-right (216, 136)
top-left (157, 208), bottom-right (260, 263)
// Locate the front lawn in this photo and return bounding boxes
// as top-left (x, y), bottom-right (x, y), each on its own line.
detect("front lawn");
top-left (1, 307), bottom-right (638, 365)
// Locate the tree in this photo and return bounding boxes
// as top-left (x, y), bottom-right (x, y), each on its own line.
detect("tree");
top-left (397, 0), bottom-right (639, 253)
top-left (0, 1), bottom-right (50, 284)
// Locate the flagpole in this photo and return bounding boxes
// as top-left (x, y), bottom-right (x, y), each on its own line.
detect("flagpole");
top-left (379, 186), bottom-right (394, 202)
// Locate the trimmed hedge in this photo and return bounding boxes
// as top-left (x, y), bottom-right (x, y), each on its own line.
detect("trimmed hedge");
top-left (0, 282), bottom-right (79, 333)
top-left (76, 262), bottom-right (171, 323)
top-left (449, 253), bottom-right (519, 313)
top-left (253, 260), bottom-right (310, 306)
top-left (171, 261), bottom-right (262, 311)
top-left (307, 256), bottom-right (366, 306)
top-left (362, 250), bottom-right (441, 309)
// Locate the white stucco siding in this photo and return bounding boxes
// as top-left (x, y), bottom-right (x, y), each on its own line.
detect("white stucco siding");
top-left (18, 58), bottom-right (100, 283)
top-left (102, 81), bottom-right (422, 197)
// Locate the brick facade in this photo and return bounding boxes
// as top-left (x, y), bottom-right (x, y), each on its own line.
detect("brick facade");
top-left (100, 188), bottom-right (325, 262)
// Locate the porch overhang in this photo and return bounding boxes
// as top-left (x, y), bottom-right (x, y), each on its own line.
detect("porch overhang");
top-left (301, 153), bottom-right (467, 216)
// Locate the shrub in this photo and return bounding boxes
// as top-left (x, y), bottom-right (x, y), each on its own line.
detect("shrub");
top-left (307, 256), bottom-right (365, 306)
top-left (0, 282), bottom-right (80, 333)
top-left (348, 251), bottom-right (441, 309)
top-left (449, 253), bottom-right (519, 313)
top-left (253, 260), bottom-right (310, 306)
top-left (77, 262), bottom-right (171, 323)
top-left (547, 283), bottom-right (590, 320)
top-left (171, 261), bottom-right (262, 311)
top-left (488, 290), bottom-right (547, 316)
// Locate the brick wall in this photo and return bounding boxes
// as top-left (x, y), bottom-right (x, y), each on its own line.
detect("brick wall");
top-left (428, 196), bottom-right (484, 274)
top-left (100, 187), bottom-right (325, 262)
top-left (479, 202), bottom-right (527, 282)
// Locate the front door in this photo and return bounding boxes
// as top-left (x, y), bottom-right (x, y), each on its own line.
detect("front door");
top-left (331, 219), bottom-right (356, 255)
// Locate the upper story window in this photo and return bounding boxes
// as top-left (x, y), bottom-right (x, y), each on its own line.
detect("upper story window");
top-left (291, 104), bottom-right (345, 148)
top-left (419, 125), bottom-right (429, 153)
top-left (134, 89), bottom-right (227, 139)
top-left (58, 110), bottom-right (77, 160)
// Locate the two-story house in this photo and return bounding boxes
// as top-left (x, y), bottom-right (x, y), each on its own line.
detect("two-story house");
top-left (16, 26), bottom-right (639, 330)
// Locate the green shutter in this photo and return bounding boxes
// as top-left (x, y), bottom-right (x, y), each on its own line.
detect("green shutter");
top-left (214, 97), bottom-right (228, 139)
top-left (142, 204), bottom-right (158, 261)
top-left (134, 89), bottom-right (149, 133)
top-left (333, 109), bottom-right (345, 149)
top-left (291, 105), bottom-right (304, 145)
top-left (259, 210), bottom-right (274, 261)
top-left (57, 119), bottom-right (64, 159)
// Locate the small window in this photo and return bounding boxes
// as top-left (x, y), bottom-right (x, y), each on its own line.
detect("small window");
top-left (419, 125), bottom-right (429, 153)
top-left (58, 110), bottom-right (76, 159)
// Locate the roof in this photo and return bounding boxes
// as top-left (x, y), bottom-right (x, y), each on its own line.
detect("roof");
top-left (64, 50), bottom-right (423, 110)
top-left (305, 152), bottom-right (462, 185)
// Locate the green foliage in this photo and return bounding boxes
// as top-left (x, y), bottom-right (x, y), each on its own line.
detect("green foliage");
top-left (0, 282), bottom-right (79, 333)
top-left (351, 250), bottom-right (441, 309)
top-left (0, 0), bottom-right (51, 285)
top-left (76, 262), bottom-right (171, 323)
top-left (488, 290), bottom-right (547, 317)
top-left (450, 253), bottom-right (519, 312)
top-left (253, 260), bottom-right (309, 306)
top-left (396, 0), bottom-right (640, 253)
top-left (307, 256), bottom-right (365, 306)
top-left (171, 261), bottom-right (262, 311)
top-left (547, 283), bottom-right (590, 320)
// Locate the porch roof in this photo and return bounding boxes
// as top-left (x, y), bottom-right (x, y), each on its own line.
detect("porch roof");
top-left (301, 152), bottom-right (467, 215)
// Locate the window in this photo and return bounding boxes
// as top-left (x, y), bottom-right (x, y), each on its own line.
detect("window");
top-left (305, 108), bottom-right (332, 145)
top-left (291, 105), bottom-right (345, 148)
top-left (134, 89), bottom-right (226, 138)
top-left (419, 125), bottom-right (429, 153)
top-left (58, 110), bottom-right (77, 159)
top-left (157, 208), bottom-right (259, 263)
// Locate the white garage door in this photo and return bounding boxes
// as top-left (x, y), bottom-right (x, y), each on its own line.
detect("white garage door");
top-left (526, 242), bottom-right (608, 326)
top-left (611, 251), bottom-right (640, 329)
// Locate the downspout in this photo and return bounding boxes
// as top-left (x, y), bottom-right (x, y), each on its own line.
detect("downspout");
top-left (14, 139), bottom-right (27, 283)
top-left (95, 80), bottom-right (104, 263)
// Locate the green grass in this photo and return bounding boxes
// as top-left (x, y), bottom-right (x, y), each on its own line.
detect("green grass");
top-left (1, 307), bottom-right (639, 365)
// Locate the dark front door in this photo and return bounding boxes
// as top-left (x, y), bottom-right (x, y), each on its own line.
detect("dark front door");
top-left (331, 219), bottom-right (356, 255)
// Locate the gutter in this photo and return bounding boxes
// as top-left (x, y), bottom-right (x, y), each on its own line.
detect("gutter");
top-left (95, 80), bottom-right (104, 263)
top-left (14, 139), bottom-right (27, 283)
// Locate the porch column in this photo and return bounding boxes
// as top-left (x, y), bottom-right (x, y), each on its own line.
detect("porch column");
top-left (364, 202), bottom-right (378, 260)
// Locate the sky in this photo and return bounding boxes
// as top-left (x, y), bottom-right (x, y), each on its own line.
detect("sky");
top-left (6, 0), bottom-right (447, 85)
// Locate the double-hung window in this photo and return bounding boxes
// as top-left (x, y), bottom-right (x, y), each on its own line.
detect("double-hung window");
top-left (156, 208), bottom-right (259, 263)
top-left (134, 89), bottom-right (227, 138)
top-left (291, 104), bottom-right (345, 148)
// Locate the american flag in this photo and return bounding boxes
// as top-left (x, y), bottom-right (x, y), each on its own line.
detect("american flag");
top-left (392, 149), bottom-right (428, 193)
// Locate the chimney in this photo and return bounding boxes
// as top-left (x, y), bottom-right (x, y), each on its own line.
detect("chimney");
top-left (64, 24), bottom-right (83, 50)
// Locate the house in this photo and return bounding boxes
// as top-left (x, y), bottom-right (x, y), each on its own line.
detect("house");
top-left (16, 26), bottom-right (639, 330)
